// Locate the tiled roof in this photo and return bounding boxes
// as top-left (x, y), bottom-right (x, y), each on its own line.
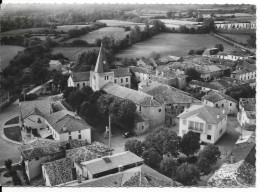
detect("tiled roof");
top-left (20, 99), bottom-right (52, 119)
top-left (71, 71), bottom-right (90, 82)
top-left (202, 48), bottom-right (219, 56)
top-left (59, 165), bottom-right (179, 187)
top-left (110, 68), bottom-right (131, 77)
top-left (177, 104), bottom-right (227, 124)
top-left (158, 55), bottom-right (182, 64)
top-left (19, 138), bottom-right (87, 160)
top-left (202, 90), bottom-right (237, 103)
top-left (43, 158), bottom-right (74, 186)
top-left (129, 66), bottom-right (152, 74)
top-left (138, 58), bottom-right (157, 68)
top-left (66, 146), bottom-right (101, 166)
top-left (197, 65), bottom-right (221, 74)
top-left (142, 81), bottom-right (200, 104)
top-left (49, 60), bottom-right (61, 65)
top-left (85, 141), bottom-right (113, 154)
top-left (80, 151), bottom-right (144, 176)
top-left (102, 83), bottom-right (161, 107)
top-left (189, 80), bottom-right (222, 91)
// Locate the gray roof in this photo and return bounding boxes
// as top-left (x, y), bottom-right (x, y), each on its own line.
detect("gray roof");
top-left (177, 104), bottom-right (227, 124)
top-left (110, 68), bottom-right (131, 77)
top-left (202, 90), bottom-right (237, 103)
top-left (94, 44), bottom-right (109, 73)
top-left (102, 83), bottom-right (161, 107)
top-left (129, 66), bottom-right (152, 74)
top-left (71, 71), bottom-right (90, 82)
top-left (80, 151), bottom-right (144, 175)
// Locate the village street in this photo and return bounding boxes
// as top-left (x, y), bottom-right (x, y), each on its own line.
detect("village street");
top-left (0, 100), bottom-right (21, 167)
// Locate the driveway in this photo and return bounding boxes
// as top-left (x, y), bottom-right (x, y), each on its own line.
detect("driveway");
top-left (0, 100), bottom-right (21, 167)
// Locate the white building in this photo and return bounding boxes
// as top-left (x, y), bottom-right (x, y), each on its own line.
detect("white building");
top-left (49, 60), bottom-right (62, 71)
top-left (202, 90), bottom-right (238, 115)
top-left (178, 104), bottom-right (227, 144)
top-left (67, 71), bottom-right (90, 89)
top-left (237, 98), bottom-right (256, 127)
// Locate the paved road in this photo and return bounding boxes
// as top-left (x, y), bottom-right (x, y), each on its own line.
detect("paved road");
top-left (0, 100), bottom-right (21, 167)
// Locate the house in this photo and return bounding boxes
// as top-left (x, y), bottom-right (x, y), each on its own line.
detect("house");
top-left (49, 60), bottom-right (62, 71)
top-left (237, 98), bottom-right (256, 127)
top-left (214, 21), bottom-right (253, 30)
top-left (58, 164), bottom-right (181, 187)
top-left (202, 48), bottom-right (219, 56)
top-left (207, 132), bottom-right (255, 187)
top-left (102, 82), bottom-right (165, 130)
top-left (196, 65), bottom-right (223, 81)
top-left (129, 66), bottom-right (152, 83)
top-left (231, 68), bottom-right (256, 81)
top-left (158, 55), bottom-right (183, 65)
top-left (202, 90), bottom-right (238, 114)
top-left (19, 99), bottom-right (92, 143)
top-left (19, 138), bottom-right (87, 180)
top-left (0, 89), bottom-right (10, 112)
top-left (140, 81), bottom-right (200, 125)
top-left (110, 68), bottom-right (131, 88)
top-left (67, 71), bottom-right (90, 89)
top-left (79, 151), bottom-right (144, 180)
top-left (137, 58), bottom-right (157, 69)
top-left (189, 80), bottom-right (226, 93)
top-left (177, 104), bottom-right (227, 144)
top-left (134, 112), bottom-right (149, 135)
top-left (215, 52), bottom-right (250, 61)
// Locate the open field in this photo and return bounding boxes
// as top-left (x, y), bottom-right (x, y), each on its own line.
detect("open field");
top-left (159, 19), bottom-right (201, 25)
top-left (217, 28), bottom-right (255, 35)
top-left (0, 45), bottom-right (25, 70)
top-left (66, 27), bottom-right (131, 44)
top-left (4, 126), bottom-right (22, 142)
top-left (220, 33), bottom-right (250, 45)
top-left (51, 46), bottom-right (99, 61)
top-left (116, 33), bottom-right (239, 58)
top-left (55, 25), bottom-right (89, 32)
top-left (0, 27), bottom-right (47, 37)
top-left (98, 19), bottom-right (143, 26)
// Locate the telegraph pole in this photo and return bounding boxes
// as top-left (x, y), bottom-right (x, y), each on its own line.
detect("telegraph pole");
top-left (108, 115), bottom-right (111, 149)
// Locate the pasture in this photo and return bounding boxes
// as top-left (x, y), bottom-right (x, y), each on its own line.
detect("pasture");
top-left (55, 25), bottom-right (90, 32)
top-left (220, 33), bottom-right (250, 45)
top-left (116, 33), bottom-right (239, 59)
top-left (51, 47), bottom-right (99, 61)
top-left (97, 20), bottom-right (143, 26)
top-left (0, 27), bottom-right (47, 37)
top-left (0, 45), bottom-right (25, 69)
top-left (66, 27), bottom-right (131, 44)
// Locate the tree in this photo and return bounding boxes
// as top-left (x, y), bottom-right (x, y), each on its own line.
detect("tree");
top-left (142, 148), bottom-right (162, 170)
top-left (180, 131), bottom-right (200, 158)
top-left (97, 94), bottom-right (115, 123)
top-left (215, 44), bottom-right (224, 52)
top-left (5, 159), bottom-right (13, 170)
top-left (197, 144), bottom-right (221, 175)
top-left (203, 18), bottom-right (215, 32)
top-left (176, 162), bottom-right (200, 186)
top-left (150, 51), bottom-right (161, 60)
top-left (160, 157), bottom-right (178, 178)
top-left (188, 49), bottom-right (195, 55)
top-left (125, 139), bottom-right (143, 157)
top-left (247, 34), bottom-right (256, 48)
top-left (143, 128), bottom-right (181, 157)
top-left (185, 68), bottom-right (201, 82)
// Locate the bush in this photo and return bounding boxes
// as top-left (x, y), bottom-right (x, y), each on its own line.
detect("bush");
top-left (177, 156), bottom-right (188, 164)
top-left (187, 156), bottom-right (198, 164)
top-left (176, 162), bottom-right (200, 186)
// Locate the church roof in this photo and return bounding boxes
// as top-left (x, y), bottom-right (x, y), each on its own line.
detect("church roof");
top-left (94, 44), bottom-right (109, 73)
top-left (71, 72), bottom-right (90, 82)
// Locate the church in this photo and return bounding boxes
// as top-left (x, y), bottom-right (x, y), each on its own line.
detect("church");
top-left (67, 44), bottom-right (165, 133)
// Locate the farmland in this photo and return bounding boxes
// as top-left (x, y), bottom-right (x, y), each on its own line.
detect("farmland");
top-left (0, 27), bottom-right (47, 37)
top-left (220, 33), bottom-right (250, 45)
top-left (0, 45), bottom-right (25, 69)
top-left (55, 25), bottom-right (90, 32)
top-left (116, 33), bottom-right (239, 59)
top-left (97, 20), bottom-right (143, 26)
top-left (51, 46), bottom-right (99, 61)
top-left (66, 27), bottom-right (131, 44)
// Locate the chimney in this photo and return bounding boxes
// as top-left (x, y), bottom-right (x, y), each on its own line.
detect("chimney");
top-left (62, 125), bottom-right (67, 131)
top-left (118, 165), bottom-right (124, 172)
top-left (217, 114), bottom-right (219, 119)
top-left (222, 109), bottom-right (225, 114)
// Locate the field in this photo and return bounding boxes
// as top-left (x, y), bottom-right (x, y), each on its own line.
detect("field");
top-left (159, 19), bottom-right (201, 25)
top-left (98, 20), bottom-right (143, 26)
top-left (220, 33), bottom-right (250, 44)
top-left (0, 45), bottom-right (25, 69)
top-left (55, 25), bottom-right (89, 32)
top-left (4, 126), bottom-right (22, 142)
top-left (0, 27), bottom-right (47, 37)
top-left (51, 46), bottom-right (99, 61)
top-left (116, 33), bottom-right (239, 59)
top-left (66, 27), bottom-right (131, 44)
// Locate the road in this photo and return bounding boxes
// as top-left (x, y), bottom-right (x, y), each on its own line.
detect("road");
top-left (0, 100), bottom-right (21, 167)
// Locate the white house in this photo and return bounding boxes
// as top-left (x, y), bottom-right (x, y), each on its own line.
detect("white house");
top-left (68, 71), bottom-right (90, 89)
top-left (215, 52), bottom-right (250, 61)
top-left (49, 60), bottom-right (62, 71)
top-left (202, 90), bottom-right (238, 115)
top-left (231, 68), bottom-right (256, 81)
top-left (178, 104), bottom-right (227, 144)
top-left (237, 98), bottom-right (256, 127)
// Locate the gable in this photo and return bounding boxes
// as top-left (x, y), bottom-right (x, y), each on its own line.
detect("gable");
top-left (185, 114), bottom-right (207, 123)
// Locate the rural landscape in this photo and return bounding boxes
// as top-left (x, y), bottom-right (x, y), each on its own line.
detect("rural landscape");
top-left (0, 2), bottom-right (256, 188)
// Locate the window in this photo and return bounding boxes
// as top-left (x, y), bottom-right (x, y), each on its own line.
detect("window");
top-left (142, 126), bottom-right (144, 130)
top-left (222, 104), bottom-right (224, 108)
top-left (37, 118), bottom-right (41, 123)
top-left (35, 157), bottom-right (39, 161)
top-left (126, 78), bottom-right (128, 82)
top-left (69, 136), bottom-right (72, 140)
top-left (69, 132), bottom-right (71, 135)
top-left (207, 135), bottom-right (211, 140)
top-left (183, 119), bottom-right (187, 125)
top-left (121, 79), bottom-right (123, 83)
top-left (230, 103), bottom-right (232, 106)
top-left (200, 123), bottom-right (204, 130)
top-left (114, 79), bottom-right (117, 83)
top-left (216, 104), bottom-right (219, 108)
top-left (83, 83), bottom-right (85, 87)
top-left (158, 109), bottom-right (161, 112)
top-left (139, 106), bottom-right (141, 112)
top-left (77, 83), bottom-right (80, 88)
top-left (189, 121), bottom-right (194, 128)
top-left (208, 124), bottom-right (212, 130)
top-left (219, 129), bottom-right (222, 135)
top-left (182, 130), bottom-right (186, 135)
top-left (78, 130), bottom-right (81, 133)
top-left (78, 135), bottom-right (81, 139)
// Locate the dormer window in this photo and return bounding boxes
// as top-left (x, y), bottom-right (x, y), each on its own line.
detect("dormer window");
top-left (37, 118), bottom-right (41, 123)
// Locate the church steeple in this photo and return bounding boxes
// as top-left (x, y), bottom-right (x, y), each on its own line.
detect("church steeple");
top-left (94, 43), bottom-right (108, 73)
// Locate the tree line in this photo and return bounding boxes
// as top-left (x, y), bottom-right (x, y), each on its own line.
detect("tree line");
top-left (125, 129), bottom-right (221, 186)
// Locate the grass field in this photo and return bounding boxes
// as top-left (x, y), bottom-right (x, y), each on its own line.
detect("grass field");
top-left (4, 116), bottom-right (19, 126)
top-left (66, 27), bottom-right (131, 44)
top-left (4, 126), bottom-right (22, 142)
top-left (116, 33), bottom-right (239, 59)
top-left (220, 33), bottom-right (250, 44)
top-left (98, 20), bottom-right (143, 26)
top-left (51, 46), bottom-right (99, 61)
top-left (0, 45), bottom-right (25, 70)
top-left (55, 25), bottom-right (89, 32)
top-left (0, 27), bottom-right (47, 37)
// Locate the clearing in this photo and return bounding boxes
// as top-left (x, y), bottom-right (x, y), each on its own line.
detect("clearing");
top-left (55, 25), bottom-right (90, 33)
top-left (0, 45), bottom-right (25, 70)
top-left (4, 126), bottom-right (22, 142)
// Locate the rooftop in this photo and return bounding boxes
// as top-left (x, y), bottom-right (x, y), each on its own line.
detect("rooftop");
top-left (94, 44), bottom-right (109, 73)
top-left (80, 151), bottom-right (144, 176)
top-left (177, 104), bottom-right (227, 124)
top-left (71, 71), bottom-right (90, 82)
top-left (129, 66), bottom-right (152, 74)
top-left (102, 83), bottom-right (161, 107)
top-left (141, 81), bottom-right (200, 105)
top-left (202, 90), bottom-right (237, 103)
top-left (110, 68), bottom-right (131, 77)
top-left (49, 60), bottom-right (61, 65)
